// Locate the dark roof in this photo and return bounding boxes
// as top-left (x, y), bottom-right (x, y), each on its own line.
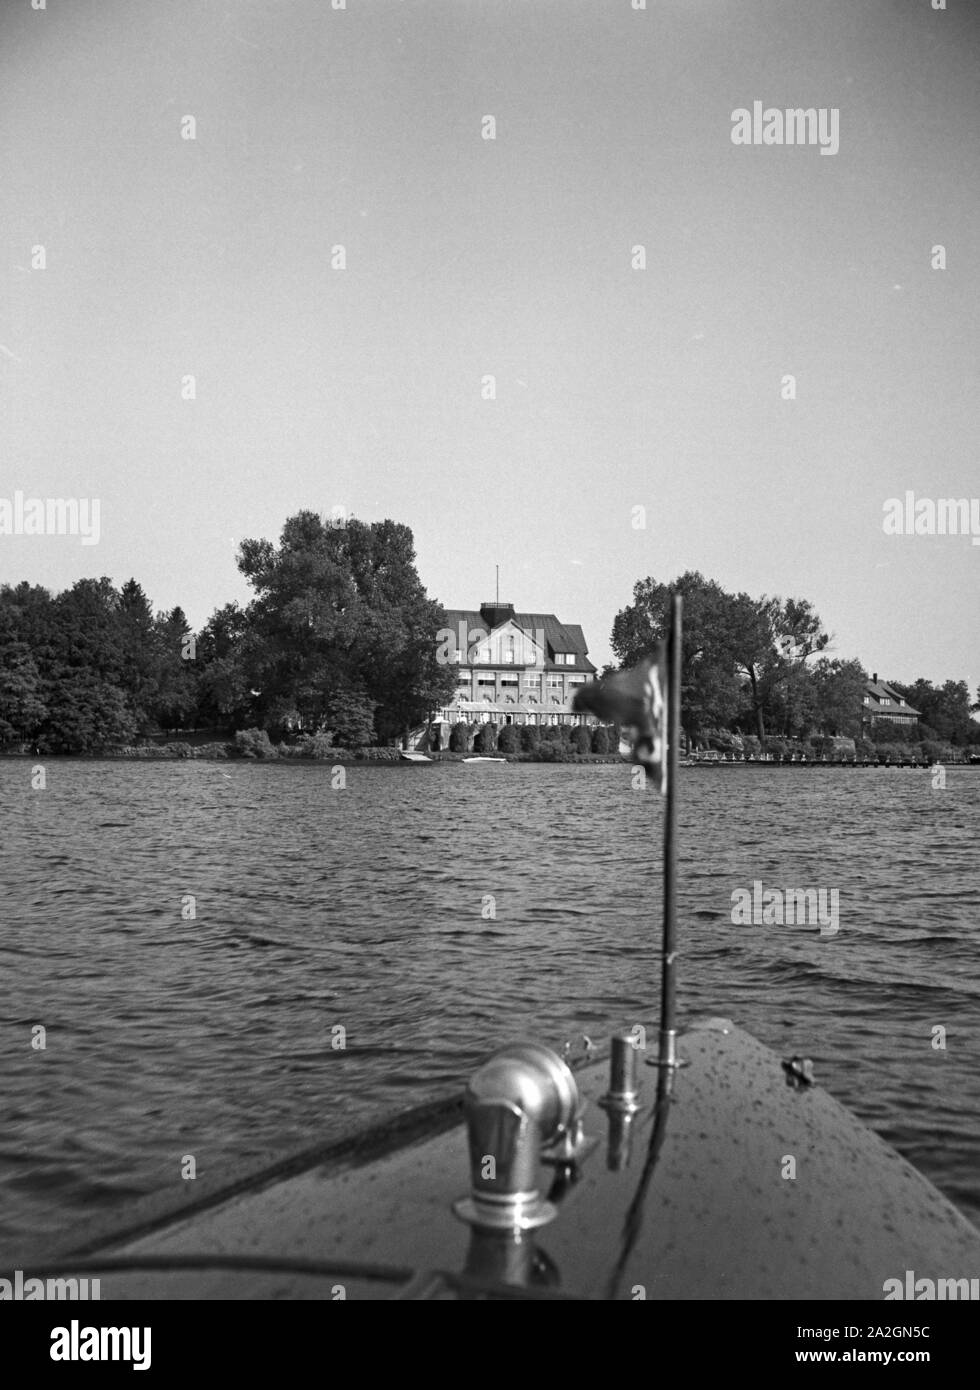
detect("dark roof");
top-left (441, 608), bottom-right (597, 674)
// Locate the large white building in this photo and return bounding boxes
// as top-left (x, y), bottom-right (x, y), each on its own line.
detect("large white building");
top-left (435, 601), bottom-right (599, 727)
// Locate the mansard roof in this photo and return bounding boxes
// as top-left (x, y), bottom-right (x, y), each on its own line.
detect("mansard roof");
top-left (442, 608), bottom-right (597, 674)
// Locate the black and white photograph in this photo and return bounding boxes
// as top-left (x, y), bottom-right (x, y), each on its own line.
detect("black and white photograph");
top-left (2, 0), bottom-right (978, 1355)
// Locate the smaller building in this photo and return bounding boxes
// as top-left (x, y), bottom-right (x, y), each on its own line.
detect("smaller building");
top-left (861, 673), bottom-right (920, 728)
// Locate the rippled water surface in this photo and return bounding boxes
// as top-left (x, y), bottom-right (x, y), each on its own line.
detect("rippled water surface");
top-left (1, 760), bottom-right (978, 1249)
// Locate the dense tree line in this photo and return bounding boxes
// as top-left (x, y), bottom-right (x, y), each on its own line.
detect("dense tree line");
top-left (1, 542), bottom-right (976, 756)
top-left (0, 578), bottom-right (194, 752)
top-left (0, 513), bottom-right (456, 753)
top-left (611, 571), bottom-right (980, 751)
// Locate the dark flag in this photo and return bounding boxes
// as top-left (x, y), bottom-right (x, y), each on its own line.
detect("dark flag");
top-left (572, 647), bottom-right (668, 791)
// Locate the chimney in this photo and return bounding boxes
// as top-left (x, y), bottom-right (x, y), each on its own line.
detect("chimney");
top-left (872, 672), bottom-right (878, 684)
top-left (480, 601), bottom-right (515, 629)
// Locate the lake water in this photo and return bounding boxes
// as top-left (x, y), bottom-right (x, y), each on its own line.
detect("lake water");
top-left (1, 760), bottom-right (978, 1251)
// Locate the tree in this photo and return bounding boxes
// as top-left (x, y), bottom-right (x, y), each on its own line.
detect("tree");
top-left (322, 687), bottom-right (377, 748)
top-left (497, 724), bottom-right (522, 754)
top-left (570, 725), bottom-right (592, 753)
top-left (449, 722), bottom-right (472, 753)
top-left (591, 726), bottom-right (611, 753)
top-left (36, 579), bottom-right (136, 751)
top-left (152, 606), bottom-right (199, 731)
top-left (41, 669), bottom-right (136, 752)
top-left (0, 582), bottom-right (57, 660)
top-left (235, 728), bottom-right (277, 759)
top-left (0, 607), bottom-right (47, 743)
top-left (234, 512), bottom-right (456, 743)
top-left (329, 519), bottom-right (457, 744)
top-left (48, 578), bottom-right (126, 685)
top-left (611, 574), bottom-right (834, 746)
top-left (726, 592), bottom-right (781, 744)
top-left (611, 572), bottom-right (742, 740)
top-left (772, 598), bottom-right (830, 737)
top-left (195, 603), bottom-right (252, 728)
top-left (768, 660), bottom-right (820, 740)
top-left (474, 722), bottom-right (498, 753)
top-left (520, 724), bottom-right (540, 752)
top-left (808, 658), bottom-right (867, 737)
top-left (890, 678), bottom-right (975, 745)
top-left (116, 578), bottom-right (159, 733)
top-left (728, 593), bottom-right (830, 744)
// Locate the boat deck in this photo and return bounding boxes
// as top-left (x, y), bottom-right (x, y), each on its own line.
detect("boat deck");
top-left (32, 1021), bottom-right (980, 1300)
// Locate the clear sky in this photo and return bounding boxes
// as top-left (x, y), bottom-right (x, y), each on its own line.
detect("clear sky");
top-left (2, 0), bottom-right (978, 692)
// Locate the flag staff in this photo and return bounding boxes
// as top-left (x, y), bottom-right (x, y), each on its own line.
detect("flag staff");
top-left (658, 592), bottom-right (683, 1068)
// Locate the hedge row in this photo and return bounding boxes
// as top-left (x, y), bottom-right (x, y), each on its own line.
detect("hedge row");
top-left (105, 742), bottom-right (233, 760)
top-left (440, 723), bottom-right (615, 755)
top-left (25, 724), bottom-right (971, 767)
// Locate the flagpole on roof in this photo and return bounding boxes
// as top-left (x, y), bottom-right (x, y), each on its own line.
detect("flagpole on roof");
top-left (658, 592), bottom-right (683, 1069)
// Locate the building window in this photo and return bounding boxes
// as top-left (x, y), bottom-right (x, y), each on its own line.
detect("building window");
top-left (880, 697), bottom-right (891, 705)
top-left (863, 696), bottom-right (869, 705)
top-left (524, 674), bottom-right (541, 687)
top-left (568, 675), bottom-right (586, 686)
top-left (547, 676), bottom-right (563, 689)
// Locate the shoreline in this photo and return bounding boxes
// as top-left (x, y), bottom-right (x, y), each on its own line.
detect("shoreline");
top-left (1, 749), bottom-right (975, 768)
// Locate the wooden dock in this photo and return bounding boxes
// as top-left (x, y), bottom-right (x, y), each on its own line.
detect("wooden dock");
top-left (685, 757), bottom-right (973, 770)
